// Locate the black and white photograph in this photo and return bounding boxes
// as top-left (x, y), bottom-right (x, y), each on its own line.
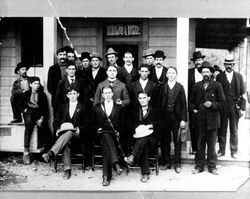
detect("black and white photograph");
top-left (0, 0), bottom-right (250, 198)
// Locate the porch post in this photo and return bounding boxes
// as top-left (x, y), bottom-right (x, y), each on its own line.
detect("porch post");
top-left (43, 17), bottom-right (57, 128)
top-left (176, 18), bottom-right (190, 152)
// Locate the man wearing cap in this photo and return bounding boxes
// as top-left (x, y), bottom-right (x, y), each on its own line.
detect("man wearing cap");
top-left (47, 47), bottom-right (67, 121)
top-left (149, 50), bottom-right (168, 103)
top-left (105, 47), bottom-right (120, 69)
top-left (10, 62), bottom-right (30, 123)
top-left (188, 51), bottom-right (205, 155)
top-left (143, 48), bottom-right (155, 73)
top-left (42, 86), bottom-right (88, 179)
top-left (189, 61), bottom-right (225, 175)
top-left (124, 91), bottom-right (161, 183)
top-left (216, 55), bottom-right (246, 159)
top-left (18, 76), bottom-right (49, 165)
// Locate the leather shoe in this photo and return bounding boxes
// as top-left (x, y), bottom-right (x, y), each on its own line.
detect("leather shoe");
top-left (140, 174), bottom-right (148, 183)
top-left (124, 155), bottom-right (134, 165)
top-left (209, 169), bottom-right (218, 175)
top-left (231, 153), bottom-right (238, 159)
top-left (175, 167), bottom-right (181, 173)
top-left (217, 152), bottom-right (225, 157)
top-left (102, 176), bottom-right (110, 186)
top-left (114, 163), bottom-right (123, 175)
top-left (161, 164), bottom-right (171, 170)
top-left (23, 154), bottom-right (31, 165)
top-left (10, 119), bottom-right (22, 124)
top-left (192, 168), bottom-right (203, 174)
top-left (63, 170), bottom-right (71, 180)
top-left (42, 153), bottom-right (50, 163)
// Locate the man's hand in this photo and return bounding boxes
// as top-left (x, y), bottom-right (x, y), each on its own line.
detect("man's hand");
top-left (97, 128), bottom-right (102, 134)
top-left (180, 121), bottom-right (186, 129)
top-left (36, 118), bottom-right (43, 127)
top-left (204, 101), bottom-right (212, 108)
top-left (194, 109), bottom-right (198, 113)
top-left (115, 99), bottom-right (122, 105)
top-left (75, 127), bottom-right (80, 135)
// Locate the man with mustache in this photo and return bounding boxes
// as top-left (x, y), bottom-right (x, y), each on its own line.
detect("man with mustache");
top-left (47, 47), bottom-right (67, 139)
top-left (10, 62), bottom-right (30, 123)
top-left (189, 61), bottom-right (225, 175)
top-left (188, 51), bottom-right (205, 155)
top-left (105, 48), bottom-right (120, 69)
top-left (216, 55), bottom-right (246, 159)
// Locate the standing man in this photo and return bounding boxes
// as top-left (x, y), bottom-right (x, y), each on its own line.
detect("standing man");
top-left (189, 61), bottom-right (225, 175)
top-left (92, 86), bottom-right (123, 186)
top-left (64, 46), bottom-right (76, 62)
top-left (216, 55), bottom-right (246, 159)
top-left (105, 48), bottom-right (120, 69)
top-left (160, 66), bottom-right (187, 173)
top-left (47, 47), bottom-right (67, 120)
top-left (149, 50), bottom-right (168, 103)
top-left (42, 86), bottom-right (88, 179)
top-left (143, 48), bottom-right (155, 73)
top-left (188, 51), bottom-right (205, 155)
top-left (18, 77), bottom-right (49, 165)
top-left (10, 62), bottom-right (30, 123)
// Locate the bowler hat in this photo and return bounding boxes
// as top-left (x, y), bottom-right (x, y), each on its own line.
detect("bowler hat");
top-left (14, 62), bottom-right (30, 74)
top-left (154, 50), bottom-right (166, 59)
top-left (57, 122), bottom-right (77, 136)
top-left (105, 48), bottom-right (118, 57)
top-left (143, 48), bottom-right (155, 58)
top-left (224, 54), bottom-right (236, 64)
top-left (90, 52), bottom-right (102, 61)
top-left (198, 61), bottom-right (215, 73)
top-left (191, 51), bottom-right (205, 61)
top-left (80, 52), bottom-right (91, 61)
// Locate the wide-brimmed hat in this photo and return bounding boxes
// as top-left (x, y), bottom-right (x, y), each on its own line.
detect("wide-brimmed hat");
top-left (57, 122), bottom-right (76, 136)
top-left (191, 51), bottom-right (205, 61)
top-left (80, 52), bottom-right (91, 61)
top-left (224, 54), bottom-right (236, 64)
top-left (133, 125), bottom-right (153, 138)
top-left (14, 62), bottom-right (30, 74)
top-left (90, 52), bottom-right (102, 61)
top-left (213, 65), bottom-right (222, 72)
top-left (105, 48), bottom-right (118, 57)
top-left (143, 48), bottom-right (155, 58)
top-left (198, 61), bottom-right (215, 73)
top-left (154, 50), bottom-right (166, 59)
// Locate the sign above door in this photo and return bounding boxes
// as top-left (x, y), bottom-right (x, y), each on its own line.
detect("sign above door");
top-left (106, 24), bottom-right (141, 37)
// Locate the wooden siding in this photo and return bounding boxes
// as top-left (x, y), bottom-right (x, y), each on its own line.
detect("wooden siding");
top-left (148, 18), bottom-right (177, 67)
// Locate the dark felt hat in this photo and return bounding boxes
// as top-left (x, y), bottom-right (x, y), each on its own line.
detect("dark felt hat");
top-left (29, 76), bottom-right (40, 84)
top-left (154, 50), bottom-right (166, 59)
top-left (191, 51), bottom-right (205, 61)
top-left (198, 61), bottom-right (215, 73)
top-left (80, 52), bottom-right (91, 61)
top-left (14, 62), bottom-right (30, 74)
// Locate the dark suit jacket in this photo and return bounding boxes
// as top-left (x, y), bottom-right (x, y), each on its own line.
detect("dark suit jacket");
top-left (131, 80), bottom-right (156, 107)
top-left (18, 87), bottom-right (49, 119)
top-left (188, 68), bottom-right (196, 101)
top-left (92, 102), bottom-right (122, 134)
top-left (189, 80), bottom-right (226, 130)
top-left (11, 77), bottom-right (30, 96)
top-left (216, 71), bottom-right (246, 110)
top-left (54, 102), bottom-right (88, 139)
top-left (117, 65), bottom-right (140, 86)
top-left (47, 63), bottom-right (63, 107)
top-left (87, 67), bottom-right (107, 97)
top-left (55, 76), bottom-right (87, 106)
top-left (133, 106), bottom-right (162, 139)
top-left (149, 66), bottom-right (168, 86)
top-left (94, 79), bottom-right (130, 107)
top-left (160, 81), bottom-right (187, 122)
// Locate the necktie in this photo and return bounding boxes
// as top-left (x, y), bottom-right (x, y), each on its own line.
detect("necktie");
top-left (109, 81), bottom-right (114, 87)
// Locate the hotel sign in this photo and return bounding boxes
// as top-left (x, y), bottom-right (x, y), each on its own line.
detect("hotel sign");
top-left (106, 24), bottom-right (141, 37)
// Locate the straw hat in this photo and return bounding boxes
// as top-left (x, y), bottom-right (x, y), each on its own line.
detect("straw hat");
top-left (57, 122), bottom-right (76, 136)
top-left (224, 54), bottom-right (236, 64)
top-left (133, 125), bottom-right (153, 138)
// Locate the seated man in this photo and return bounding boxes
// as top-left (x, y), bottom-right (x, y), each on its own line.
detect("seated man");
top-left (124, 91), bottom-right (161, 183)
top-left (92, 86), bottom-right (123, 186)
top-left (10, 62), bottom-right (30, 123)
top-left (18, 76), bottom-right (49, 165)
top-left (42, 86), bottom-right (88, 179)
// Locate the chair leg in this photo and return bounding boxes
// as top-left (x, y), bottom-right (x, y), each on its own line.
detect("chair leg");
top-left (82, 144), bottom-right (85, 173)
top-left (54, 155), bottom-right (58, 172)
top-left (156, 156), bottom-right (159, 176)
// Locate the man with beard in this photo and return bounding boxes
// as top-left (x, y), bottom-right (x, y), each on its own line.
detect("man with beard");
top-left (216, 54), bottom-right (246, 159)
top-left (10, 62), bottom-right (30, 123)
top-left (189, 61), bottom-right (225, 175)
top-left (47, 47), bottom-right (67, 121)
top-left (188, 51), bottom-right (205, 155)
top-left (105, 48), bottom-right (120, 69)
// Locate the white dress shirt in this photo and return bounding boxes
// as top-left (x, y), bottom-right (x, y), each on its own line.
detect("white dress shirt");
top-left (194, 68), bottom-right (203, 83)
top-left (104, 100), bottom-right (114, 117)
top-left (139, 78), bottom-right (148, 90)
top-left (124, 64), bottom-right (133, 74)
top-left (69, 101), bottom-right (77, 118)
top-left (155, 67), bottom-right (163, 79)
top-left (67, 76), bottom-right (76, 84)
top-left (225, 71), bottom-right (234, 83)
top-left (92, 67), bottom-right (100, 79)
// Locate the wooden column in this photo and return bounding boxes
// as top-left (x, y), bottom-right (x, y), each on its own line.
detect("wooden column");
top-left (246, 37), bottom-right (250, 118)
top-left (43, 17), bottom-right (57, 127)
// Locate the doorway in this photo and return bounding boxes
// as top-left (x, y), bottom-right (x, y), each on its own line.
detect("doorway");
top-left (106, 44), bottom-right (139, 68)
